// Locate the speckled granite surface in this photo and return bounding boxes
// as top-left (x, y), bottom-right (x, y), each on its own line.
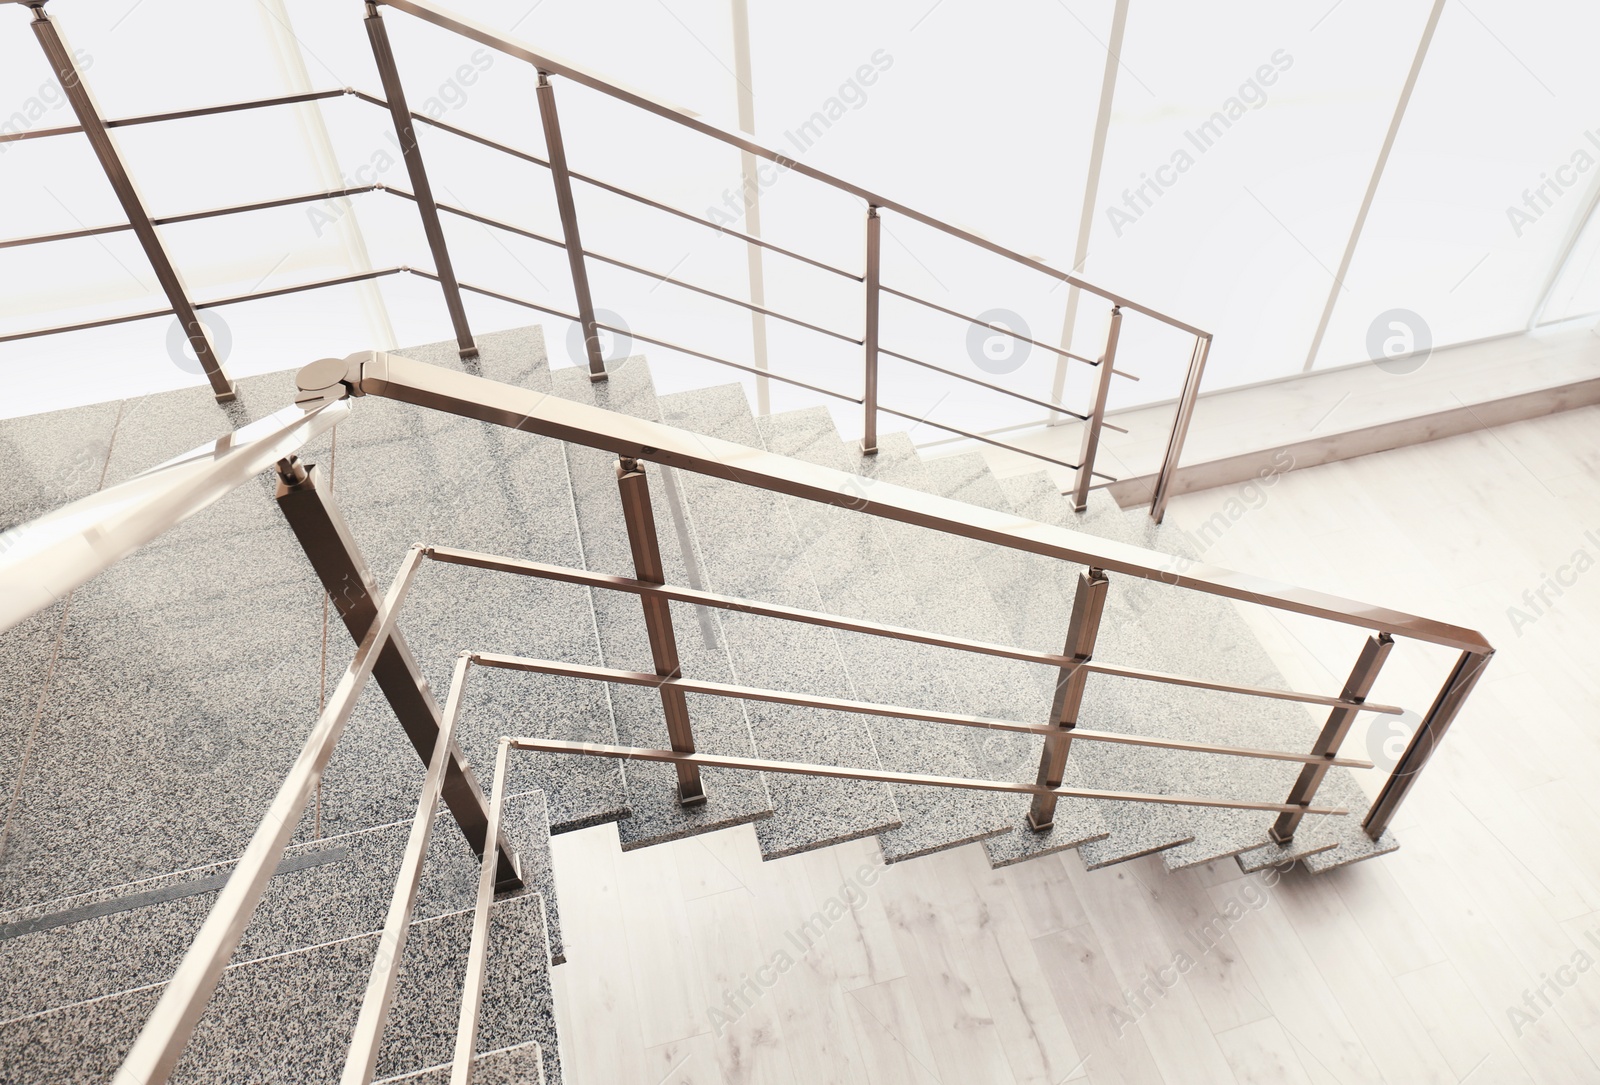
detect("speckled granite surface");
top-left (546, 363), bottom-right (774, 850)
top-left (657, 384), bottom-right (901, 860)
top-left (813, 430), bottom-right (1065, 862)
top-left (375, 1040), bottom-right (546, 1084)
top-left (0, 890), bottom-right (559, 1085)
top-left (985, 470), bottom-right (1203, 870)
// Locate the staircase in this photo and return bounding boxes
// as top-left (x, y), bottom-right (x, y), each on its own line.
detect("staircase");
top-left (0, 324), bottom-right (1417, 1082)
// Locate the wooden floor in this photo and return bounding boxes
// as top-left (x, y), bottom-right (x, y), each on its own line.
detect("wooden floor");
top-left (546, 404), bottom-right (1600, 1084)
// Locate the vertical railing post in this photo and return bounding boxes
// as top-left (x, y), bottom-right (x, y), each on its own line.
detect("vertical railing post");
top-left (862, 205), bottom-right (882, 454)
top-left (536, 71), bottom-right (606, 381)
top-left (364, 2), bottom-right (477, 358)
top-left (615, 457), bottom-right (706, 804)
top-left (1363, 648), bottom-right (1492, 839)
top-left (1270, 633), bottom-right (1393, 843)
top-left (27, 1), bottom-right (236, 402)
top-left (275, 458), bottom-right (520, 886)
top-left (1070, 305), bottom-right (1121, 511)
top-left (1028, 567), bottom-right (1109, 831)
top-left (1150, 333), bottom-right (1211, 522)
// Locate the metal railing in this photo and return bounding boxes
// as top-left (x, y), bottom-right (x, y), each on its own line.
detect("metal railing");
top-left (0, 349), bottom-right (1492, 1082)
top-left (4, 0), bottom-right (1213, 520)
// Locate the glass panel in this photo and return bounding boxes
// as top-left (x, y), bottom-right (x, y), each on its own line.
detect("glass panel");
top-left (1318, 0), bottom-right (1600, 366)
top-left (1082, 0), bottom-right (1435, 398)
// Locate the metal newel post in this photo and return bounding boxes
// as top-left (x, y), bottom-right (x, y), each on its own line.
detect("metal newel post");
top-left (364, 2), bottom-right (478, 359)
top-left (1028, 567), bottom-right (1110, 831)
top-left (615, 458), bottom-right (706, 805)
top-left (274, 459), bottom-right (520, 887)
top-left (27, 1), bottom-right (236, 401)
top-left (1270, 633), bottom-right (1394, 843)
top-left (536, 71), bottom-right (606, 382)
top-left (1071, 305), bottom-right (1121, 512)
top-left (1363, 648), bottom-right (1492, 839)
top-left (862, 205), bottom-right (882, 455)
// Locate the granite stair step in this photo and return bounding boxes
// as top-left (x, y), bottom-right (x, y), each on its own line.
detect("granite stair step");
top-left (375, 1040), bottom-right (546, 1084)
top-left (0, 833), bottom-right (561, 1084)
top-left (546, 362), bottom-right (774, 850)
top-left (754, 416), bottom-right (1019, 863)
top-left (321, 327), bottom-right (630, 839)
top-left (0, 784), bottom-right (561, 1079)
top-left (655, 384), bottom-right (901, 861)
top-left (988, 470), bottom-right (1198, 869)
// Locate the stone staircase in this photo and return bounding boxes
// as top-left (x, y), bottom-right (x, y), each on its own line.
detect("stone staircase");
top-left (0, 324), bottom-right (1396, 1082)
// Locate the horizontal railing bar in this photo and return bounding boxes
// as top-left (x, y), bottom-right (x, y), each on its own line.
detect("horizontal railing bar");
top-left (878, 405), bottom-right (1117, 478)
top-left (0, 305), bottom-right (175, 343)
top-left (0, 267), bottom-right (403, 345)
top-left (0, 89), bottom-right (350, 146)
top-left (0, 121), bottom-right (82, 144)
top-left (421, 545), bottom-right (1405, 717)
top-left (423, 197), bottom-right (566, 250)
top-left (584, 250), bottom-right (861, 344)
top-left (103, 88), bottom-right (352, 129)
top-left (418, 272), bottom-right (583, 323)
top-left (424, 276), bottom-right (860, 402)
top-left (155, 185), bottom-right (384, 227)
top-left (378, 0), bottom-right (1209, 337)
top-left (410, 192), bottom-right (864, 345)
top-left (116, 545), bottom-right (424, 1084)
top-left (600, 322), bottom-right (861, 403)
top-left (878, 347), bottom-right (1087, 421)
top-left (1082, 661), bottom-right (1404, 716)
top-left (880, 285), bottom-right (1098, 365)
top-left (472, 652), bottom-right (1373, 769)
top-left (200, 267), bottom-right (407, 309)
top-left (348, 89), bottom-right (553, 169)
top-left (501, 733), bottom-right (1348, 815)
top-left (568, 169), bottom-right (862, 281)
top-left (1, 185), bottom-right (380, 251)
top-left (429, 546), bottom-right (1077, 665)
top-left (0, 221), bottom-right (130, 248)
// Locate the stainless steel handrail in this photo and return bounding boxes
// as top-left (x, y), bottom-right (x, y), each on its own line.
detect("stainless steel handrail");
top-left (6, 0), bottom-right (1214, 513)
top-left (377, 0), bottom-right (1206, 337)
top-left (0, 401), bottom-right (347, 633)
top-left (0, 355), bottom-right (1490, 1081)
top-left (317, 349), bottom-right (1491, 653)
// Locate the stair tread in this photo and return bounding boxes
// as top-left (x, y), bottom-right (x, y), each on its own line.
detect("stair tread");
top-left (327, 340), bottom-right (628, 834)
top-left (375, 1040), bottom-right (545, 1084)
top-left (988, 468), bottom-right (1196, 869)
top-left (0, 791), bottom-right (561, 1021)
top-left (656, 385), bottom-right (901, 861)
top-left (0, 890), bottom-right (560, 1085)
top-left (756, 417), bottom-right (1016, 864)
top-left (547, 364), bottom-right (774, 851)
